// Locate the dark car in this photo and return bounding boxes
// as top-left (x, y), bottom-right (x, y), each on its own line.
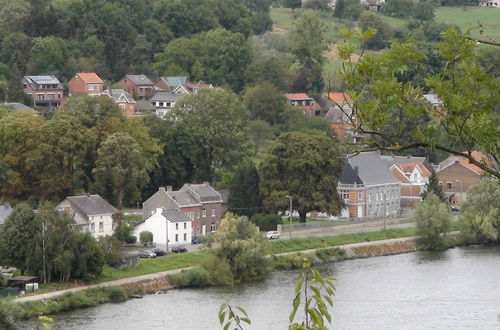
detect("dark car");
top-left (138, 250), bottom-right (156, 258)
top-left (171, 246), bottom-right (188, 253)
top-left (191, 237), bottom-right (201, 244)
top-left (152, 248), bottom-right (166, 256)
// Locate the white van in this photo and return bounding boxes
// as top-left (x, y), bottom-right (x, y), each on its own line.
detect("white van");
top-left (266, 231), bottom-right (280, 240)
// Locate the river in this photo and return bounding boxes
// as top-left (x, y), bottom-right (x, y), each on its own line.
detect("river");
top-left (21, 246), bottom-right (500, 329)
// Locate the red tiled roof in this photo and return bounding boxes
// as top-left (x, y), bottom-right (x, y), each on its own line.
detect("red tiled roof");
top-left (285, 93), bottom-right (311, 100)
top-left (325, 92), bottom-right (350, 104)
top-left (395, 163), bottom-right (431, 177)
top-left (458, 151), bottom-right (488, 174)
top-left (77, 72), bottom-right (103, 84)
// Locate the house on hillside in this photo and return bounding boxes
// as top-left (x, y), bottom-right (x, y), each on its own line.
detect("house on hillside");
top-left (134, 100), bottom-right (156, 116)
top-left (150, 92), bottom-right (184, 118)
top-left (383, 156), bottom-right (431, 207)
top-left (155, 76), bottom-right (188, 92)
top-left (68, 72), bottom-right (104, 96)
top-left (173, 83), bottom-right (213, 95)
top-left (133, 209), bottom-right (192, 249)
top-left (0, 102), bottom-right (40, 115)
top-left (118, 74), bottom-right (154, 99)
top-left (56, 194), bottom-right (118, 238)
top-left (142, 183), bottom-right (225, 238)
top-left (338, 152), bottom-right (401, 219)
top-left (285, 93), bottom-right (323, 116)
top-left (22, 75), bottom-right (64, 109)
top-left (323, 92), bottom-right (363, 142)
top-left (436, 151), bottom-right (489, 205)
top-left (0, 204), bottom-right (14, 231)
top-left (479, 0), bottom-right (499, 7)
top-left (101, 89), bottom-right (136, 116)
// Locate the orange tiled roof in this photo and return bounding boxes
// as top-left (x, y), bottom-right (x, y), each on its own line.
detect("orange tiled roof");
top-left (285, 93), bottom-right (311, 100)
top-left (458, 151), bottom-right (488, 174)
top-left (395, 162), bottom-right (431, 177)
top-left (325, 92), bottom-right (350, 104)
top-left (77, 72), bottom-right (103, 84)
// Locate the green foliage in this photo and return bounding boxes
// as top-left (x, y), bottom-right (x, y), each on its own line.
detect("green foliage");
top-left (154, 29), bottom-right (250, 92)
top-left (421, 170), bottom-right (445, 201)
top-left (228, 163), bottom-right (263, 218)
top-left (289, 260), bottom-right (336, 329)
top-left (113, 223), bottom-right (137, 244)
top-left (283, 0), bottom-right (302, 11)
top-left (272, 253), bottom-right (310, 270)
top-left (250, 214), bottom-right (283, 231)
top-left (218, 303), bottom-right (251, 330)
top-left (259, 132), bottom-right (344, 222)
top-left (381, 0), bottom-right (415, 18)
top-left (168, 267), bottom-right (211, 288)
top-left (0, 274), bottom-right (5, 288)
top-left (202, 254), bottom-right (235, 286)
top-left (0, 300), bottom-right (21, 330)
top-left (303, 0), bottom-right (331, 11)
top-left (98, 236), bottom-right (124, 268)
top-left (314, 247), bottom-right (346, 261)
top-left (358, 12), bottom-right (394, 50)
top-left (414, 2), bottom-right (435, 23)
top-left (139, 231), bottom-right (153, 245)
top-left (107, 286), bottom-right (128, 303)
top-left (243, 82), bottom-right (288, 125)
top-left (415, 193), bottom-right (451, 249)
top-left (248, 120), bottom-right (275, 154)
top-left (460, 179), bottom-right (500, 244)
top-left (205, 213), bottom-right (272, 284)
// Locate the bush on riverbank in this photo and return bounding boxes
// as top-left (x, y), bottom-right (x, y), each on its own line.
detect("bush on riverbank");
top-left (0, 300), bottom-right (21, 330)
top-left (168, 268), bottom-right (211, 288)
top-left (415, 193), bottom-right (451, 250)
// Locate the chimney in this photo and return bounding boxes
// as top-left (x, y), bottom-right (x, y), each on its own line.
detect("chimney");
top-left (159, 187), bottom-right (166, 192)
top-left (166, 185), bottom-right (173, 191)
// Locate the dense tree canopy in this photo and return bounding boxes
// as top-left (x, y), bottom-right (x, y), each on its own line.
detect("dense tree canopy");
top-left (259, 132), bottom-right (344, 222)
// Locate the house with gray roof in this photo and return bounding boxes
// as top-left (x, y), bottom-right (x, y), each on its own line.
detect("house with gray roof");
top-left (118, 74), bottom-right (154, 99)
top-left (0, 204), bottom-right (14, 230)
top-left (22, 75), bottom-right (64, 109)
top-left (155, 76), bottom-right (188, 92)
top-left (338, 152), bottom-right (401, 219)
top-left (142, 183), bottom-right (225, 238)
top-left (150, 92), bottom-right (184, 118)
top-left (56, 194), bottom-right (118, 238)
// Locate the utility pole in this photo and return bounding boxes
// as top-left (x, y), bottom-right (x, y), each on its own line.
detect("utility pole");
top-left (455, 180), bottom-right (463, 205)
top-left (286, 195), bottom-right (292, 239)
top-left (165, 218), bottom-right (169, 252)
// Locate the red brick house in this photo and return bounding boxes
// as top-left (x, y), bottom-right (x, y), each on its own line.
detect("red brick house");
top-left (324, 92), bottom-right (364, 143)
top-left (68, 72), bottom-right (104, 96)
top-left (436, 151), bottom-right (489, 205)
top-left (173, 82), bottom-right (213, 95)
top-left (22, 75), bottom-right (64, 109)
top-left (143, 183), bottom-right (225, 237)
top-left (118, 74), bottom-right (154, 99)
top-left (155, 76), bottom-right (188, 92)
top-left (285, 93), bottom-right (322, 116)
top-left (386, 157), bottom-right (431, 207)
top-left (101, 89), bottom-right (136, 117)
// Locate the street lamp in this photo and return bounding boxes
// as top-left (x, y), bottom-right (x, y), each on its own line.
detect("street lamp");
top-left (455, 180), bottom-right (463, 205)
top-left (286, 195), bottom-right (292, 239)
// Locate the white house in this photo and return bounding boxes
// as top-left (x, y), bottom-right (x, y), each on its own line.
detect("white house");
top-left (56, 194), bottom-right (118, 238)
top-left (134, 208), bottom-right (192, 249)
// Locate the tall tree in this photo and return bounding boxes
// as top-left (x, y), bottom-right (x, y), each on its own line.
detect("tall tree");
top-left (93, 133), bottom-right (150, 208)
top-left (228, 163), bottom-right (263, 218)
top-left (283, 0), bottom-right (302, 12)
top-left (421, 170), bottom-right (445, 201)
top-left (333, 0), bottom-right (346, 21)
top-left (414, 2), bottom-right (435, 23)
top-left (168, 88), bottom-right (250, 182)
top-left (243, 82), bottom-right (288, 125)
top-left (248, 119), bottom-right (275, 154)
top-left (259, 132), bottom-right (344, 222)
top-left (289, 10), bottom-right (330, 95)
top-left (415, 193), bottom-right (451, 250)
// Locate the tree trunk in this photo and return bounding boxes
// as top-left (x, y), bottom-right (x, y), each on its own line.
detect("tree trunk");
top-left (299, 210), bottom-right (307, 223)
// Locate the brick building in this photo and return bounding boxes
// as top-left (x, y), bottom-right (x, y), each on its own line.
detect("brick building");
top-left (68, 72), bottom-right (104, 96)
top-left (22, 75), bottom-right (64, 109)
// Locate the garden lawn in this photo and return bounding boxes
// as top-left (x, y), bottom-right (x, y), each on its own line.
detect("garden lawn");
top-left (123, 214), bottom-right (142, 225)
top-left (434, 7), bottom-right (500, 41)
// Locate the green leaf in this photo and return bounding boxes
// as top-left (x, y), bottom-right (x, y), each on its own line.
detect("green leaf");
top-left (236, 306), bottom-right (248, 317)
top-left (241, 317), bottom-right (251, 325)
top-left (219, 311), bottom-right (226, 325)
top-left (223, 322), bottom-right (231, 330)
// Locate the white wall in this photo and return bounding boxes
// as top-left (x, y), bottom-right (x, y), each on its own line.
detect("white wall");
top-left (88, 214), bottom-right (114, 238)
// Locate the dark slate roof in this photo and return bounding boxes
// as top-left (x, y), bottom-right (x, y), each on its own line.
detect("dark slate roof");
top-left (181, 183), bottom-right (222, 203)
top-left (339, 162), bottom-right (362, 185)
top-left (135, 100), bottom-right (156, 112)
top-left (0, 204), bottom-right (14, 225)
top-left (151, 92), bottom-right (184, 102)
top-left (161, 209), bottom-right (190, 222)
top-left (167, 191), bottom-right (200, 207)
top-left (346, 152), bottom-right (399, 186)
top-left (25, 75), bottom-right (60, 85)
top-left (0, 103), bottom-right (39, 114)
top-left (126, 74), bottom-right (153, 86)
top-left (66, 195), bottom-right (117, 216)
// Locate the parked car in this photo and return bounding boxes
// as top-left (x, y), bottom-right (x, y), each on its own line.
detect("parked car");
top-left (138, 250), bottom-right (156, 258)
top-left (151, 248), bottom-right (166, 256)
top-left (171, 246), bottom-right (188, 253)
top-left (191, 237), bottom-right (201, 244)
top-left (266, 231), bottom-right (280, 240)
top-left (450, 205), bottom-right (460, 212)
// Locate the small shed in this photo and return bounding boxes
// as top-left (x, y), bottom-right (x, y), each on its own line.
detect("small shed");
top-left (7, 276), bottom-right (38, 292)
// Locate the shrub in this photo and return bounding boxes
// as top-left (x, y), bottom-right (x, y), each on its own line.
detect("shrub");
top-left (98, 236), bottom-right (124, 267)
top-left (107, 286), bottom-right (128, 302)
top-left (202, 255), bottom-right (234, 286)
top-left (139, 231), bottom-right (153, 246)
top-left (272, 253), bottom-right (309, 270)
top-left (0, 275), bottom-right (5, 288)
top-left (0, 300), bottom-right (21, 330)
top-left (251, 213), bottom-right (283, 231)
top-left (169, 268), bottom-right (210, 288)
top-left (114, 223), bottom-right (136, 244)
top-left (415, 193), bottom-right (451, 249)
top-left (315, 247), bottom-right (346, 261)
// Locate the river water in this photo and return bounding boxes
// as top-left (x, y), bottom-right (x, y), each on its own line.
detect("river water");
top-left (21, 246), bottom-right (500, 329)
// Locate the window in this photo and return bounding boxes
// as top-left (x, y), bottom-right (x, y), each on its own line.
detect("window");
top-left (175, 223), bottom-right (179, 230)
top-left (211, 209), bottom-right (216, 217)
top-left (196, 212), bottom-right (200, 219)
top-left (166, 102), bottom-right (171, 107)
top-left (340, 190), bottom-right (349, 200)
top-left (119, 104), bottom-right (125, 109)
top-left (358, 192), bottom-right (363, 200)
top-left (368, 205), bottom-right (372, 215)
top-left (376, 192), bottom-right (379, 201)
top-left (184, 222), bottom-right (187, 229)
top-left (183, 233), bottom-right (187, 241)
top-left (90, 222), bottom-right (95, 233)
top-left (202, 209), bottom-right (207, 217)
top-left (368, 193), bottom-right (372, 202)
top-left (175, 234), bottom-right (178, 242)
top-left (210, 223), bottom-right (216, 232)
top-left (447, 182), bottom-right (452, 190)
top-left (99, 222), bottom-right (104, 232)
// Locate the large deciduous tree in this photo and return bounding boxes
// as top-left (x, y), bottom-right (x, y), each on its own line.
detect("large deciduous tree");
top-left (259, 132), bottom-right (344, 222)
top-left (93, 132), bottom-right (150, 208)
top-left (243, 82), bottom-right (288, 125)
top-left (168, 88), bottom-right (250, 182)
top-left (228, 163), bottom-right (263, 218)
top-left (415, 193), bottom-right (451, 250)
top-left (337, 28), bottom-right (500, 179)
